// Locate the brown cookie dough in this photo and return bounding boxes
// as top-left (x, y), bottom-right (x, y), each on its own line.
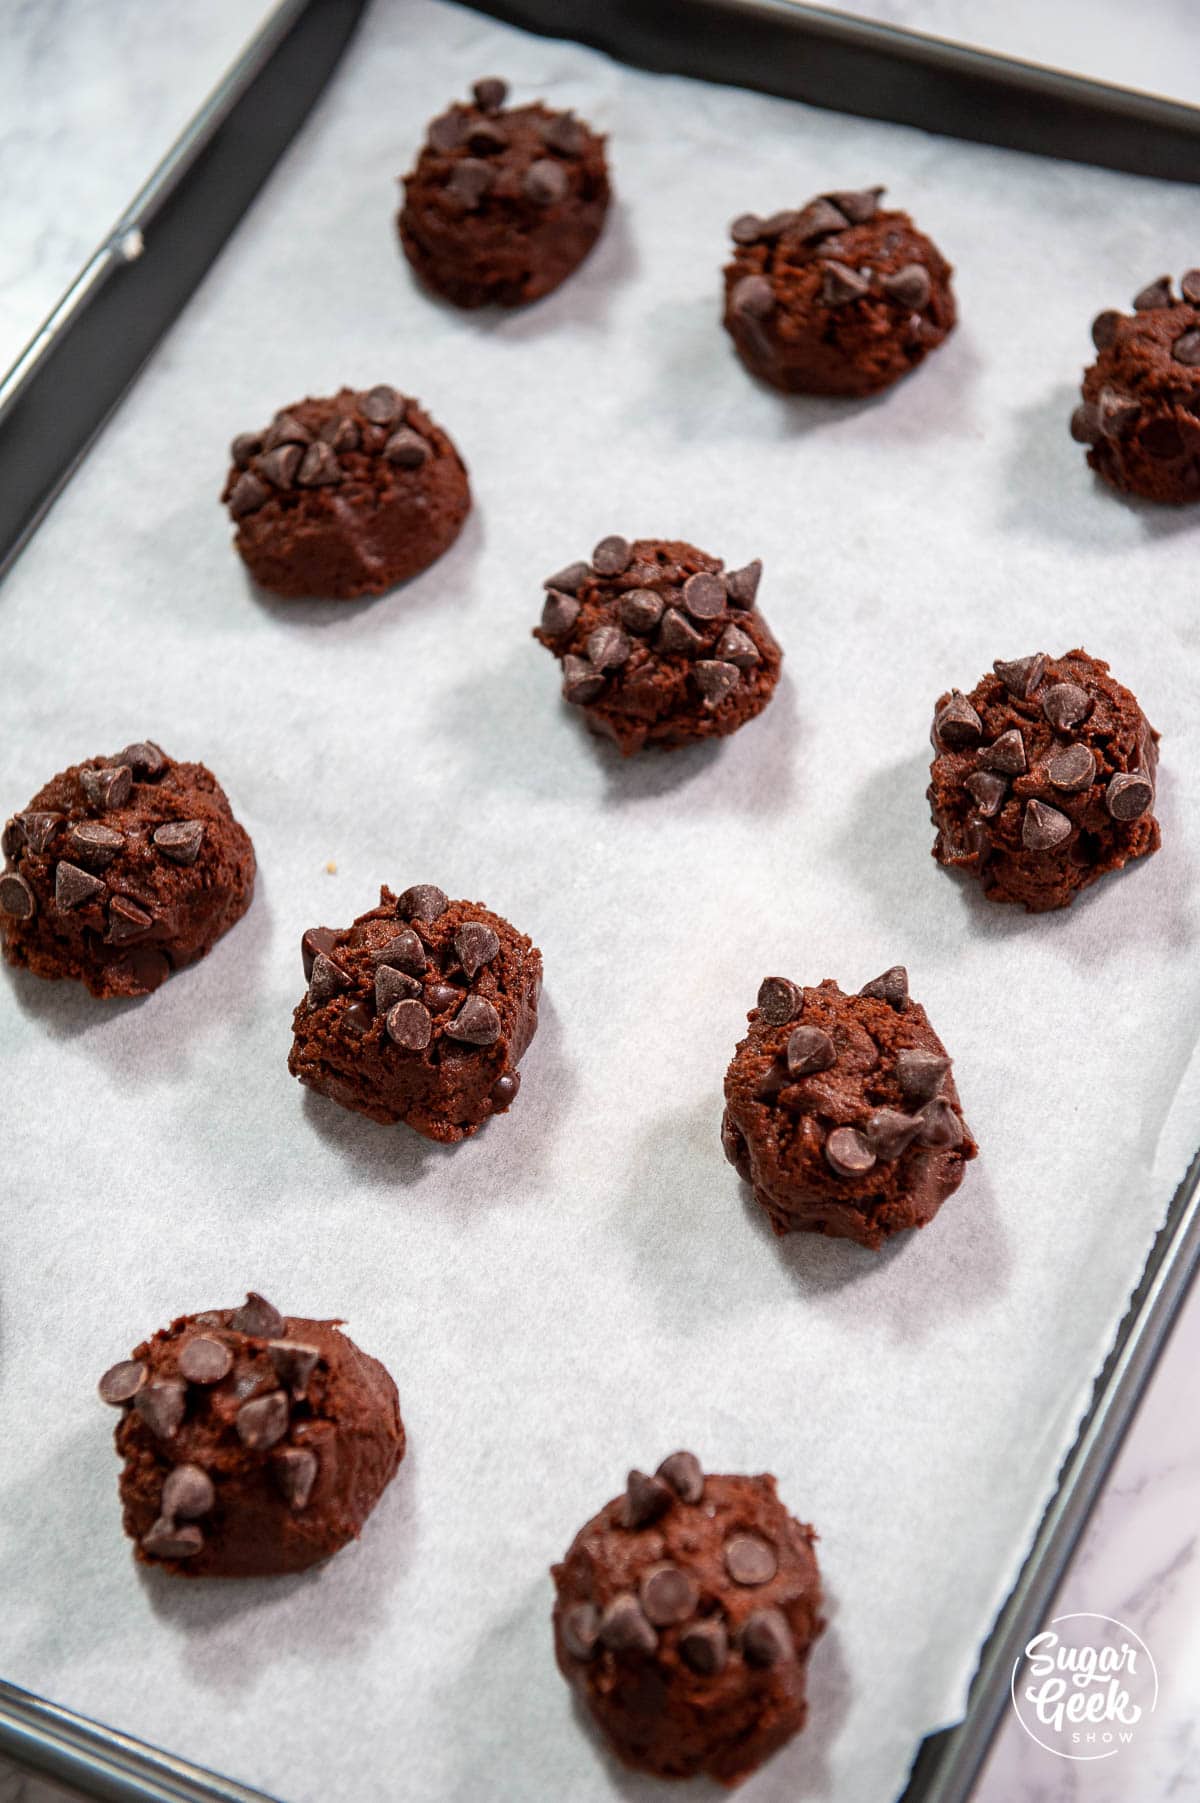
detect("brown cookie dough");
top-left (723, 186), bottom-right (955, 396)
top-left (1072, 273), bottom-right (1200, 503)
top-left (0, 743), bottom-right (254, 999)
top-left (288, 884), bottom-right (541, 1142)
top-left (99, 1291), bottom-right (404, 1578)
top-left (221, 385), bottom-right (469, 599)
top-left (532, 536), bottom-right (782, 755)
top-left (551, 1452), bottom-right (823, 1786)
top-left (398, 77), bottom-right (610, 308)
top-left (928, 649), bottom-right (1161, 912)
top-left (723, 968), bottom-right (976, 1249)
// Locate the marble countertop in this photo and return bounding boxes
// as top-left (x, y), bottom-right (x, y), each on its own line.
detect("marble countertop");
top-left (1, 2), bottom-right (1197, 1800)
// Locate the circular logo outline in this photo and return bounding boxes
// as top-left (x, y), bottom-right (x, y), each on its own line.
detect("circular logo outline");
top-left (1009, 1612), bottom-right (1158, 1762)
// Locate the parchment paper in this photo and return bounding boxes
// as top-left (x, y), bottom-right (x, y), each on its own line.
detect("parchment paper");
top-left (3, 3), bottom-right (1200, 1800)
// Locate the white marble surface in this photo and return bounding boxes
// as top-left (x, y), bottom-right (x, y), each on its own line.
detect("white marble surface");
top-left (0, 2), bottom-right (1198, 1801)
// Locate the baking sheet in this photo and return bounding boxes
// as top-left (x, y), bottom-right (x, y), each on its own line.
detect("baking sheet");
top-left (2, 3), bottom-right (1200, 1800)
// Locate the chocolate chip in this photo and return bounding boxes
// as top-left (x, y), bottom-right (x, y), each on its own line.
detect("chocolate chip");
top-left (563, 654), bottom-right (606, 703)
top-left (896, 1049), bottom-right (949, 1104)
top-left (657, 609), bottom-right (706, 658)
top-left (587, 624), bottom-right (632, 669)
top-left (561, 1602), bottom-right (600, 1660)
top-left (624, 1468), bottom-right (673, 1528)
top-left (1097, 387), bottom-right (1139, 439)
top-left (741, 1608), bottom-right (794, 1668)
top-left (54, 861), bottom-right (105, 911)
top-left (757, 977), bottom-right (800, 1025)
top-left (715, 624), bottom-right (760, 667)
top-left (793, 197), bottom-right (848, 239)
top-left (825, 1126), bottom-right (877, 1177)
top-left (360, 385), bottom-right (404, 427)
top-left (309, 952), bottom-right (349, 1006)
top-left (297, 928), bottom-right (336, 984)
top-left (732, 274), bottom-right (774, 319)
top-left (467, 120), bottom-right (507, 154)
top-left (592, 535), bottom-right (632, 577)
top-left (472, 76), bottom-right (508, 112)
top-left (993, 653), bottom-right (1046, 698)
top-left (620, 589), bottom-right (664, 634)
top-left (230, 1292), bottom-right (285, 1337)
top-left (655, 1450), bottom-right (704, 1503)
top-left (731, 213), bottom-right (764, 244)
top-left (1106, 771), bottom-right (1154, 821)
top-left (860, 965), bottom-right (908, 1011)
top-left (384, 428), bottom-right (429, 468)
top-left (1070, 404), bottom-right (1101, 446)
top-left (1023, 798), bottom-right (1073, 851)
top-left (376, 965), bottom-right (421, 1012)
top-left (374, 928), bottom-right (426, 975)
top-left (934, 691), bottom-right (983, 748)
top-left (640, 1563), bottom-right (699, 1626)
top-left (882, 262), bottom-right (932, 309)
top-left (543, 560), bottom-right (591, 594)
top-left (142, 1519), bottom-right (203, 1560)
top-left (259, 444), bottom-right (303, 489)
top-left (106, 896), bottom-right (153, 944)
top-left (229, 471), bottom-right (270, 518)
top-left (540, 112), bottom-right (586, 157)
top-left (916, 1097), bottom-right (964, 1148)
top-left (98, 1359), bottom-right (147, 1405)
top-left (724, 560), bottom-right (762, 608)
top-left (1133, 276), bottom-right (1172, 311)
top-left (454, 920), bottom-right (500, 978)
top-left (398, 884), bottom-right (449, 923)
top-left (599, 1594), bottom-right (658, 1655)
top-left (828, 185), bottom-right (883, 223)
top-left (162, 1463), bottom-right (215, 1521)
top-left (81, 764), bottom-right (132, 809)
top-left (0, 872), bottom-right (35, 920)
top-left (981, 728), bottom-right (1027, 775)
top-left (1048, 743), bottom-right (1097, 792)
top-left (865, 1108), bottom-right (920, 1160)
top-left (1091, 310), bottom-right (1121, 351)
top-left (446, 993), bottom-right (501, 1046)
top-left (1, 817), bottom-right (20, 859)
top-left (231, 432), bottom-right (262, 467)
top-left (264, 412), bottom-right (311, 450)
top-left (786, 1024), bottom-right (835, 1077)
top-left (134, 1379), bottom-right (186, 1440)
top-left (524, 158), bottom-right (569, 206)
top-left (1182, 270), bottom-right (1200, 304)
top-left (1042, 682), bottom-right (1091, 731)
top-left (695, 660), bottom-right (740, 709)
top-left (964, 771), bottom-right (1007, 818)
top-left (387, 998), bottom-right (433, 1051)
top-left (273, 1445), bottom-right (318, 1511)
top-left (268, 1340), bottom-right (320, 1399)
top-left (724, 1533), bottom-right (778, 1587)
top-left (178, 1337), bottom-right (232, 1384)
top-left (343, 1000), bottom-right (373, 1035)
top-left (491, 1072), bottom-right (520, 1108)
top-left (296, 441), bottom-right (342, 487)
top-left (15, 810), bottom-right (61, 853)
top-left (822, 259), bottom-right (870, 306)
top-left (237, 1390), bottom-right (289, 1452)
top-left (541, 590), bottom-right (580, 635)
top-left (426, 981), bottom-right (461, 1013)
top-left (680, 1619), bottom-right (728, 1675)
top-left (681, 571), bottom-right (727, 620)
top-left (427, 109), bottom-right (467, 153)
top-left (1173, 330), bottom-right (1200, 367)
top-left (68, 821), bottom-right (123, 869)
top-left (445, 158), bottom-right (493, 211)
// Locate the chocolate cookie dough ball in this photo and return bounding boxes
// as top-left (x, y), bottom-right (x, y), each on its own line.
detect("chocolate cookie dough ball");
top-left (398, 77), bottom-right (610, 308)
top-left (221, 385), bottom-right (469, 599)
top-left (551, 1453), bottom-right (824, 1786)
top-left (723, 186), bottom-right (955, 396)
top-left (1072, 273), bottom-right (1200, 503)
top-left (532, 536), bottom-right (782, 755)
top-left (288, 884), bottom-right (541, 1142)
top-left (0, 743), bottom-right (254, 999)
top-left (929, 649), bottom-right (1161, 912)
top-left (98, 1291), bottom-right (404, 1578)
top-left (723, 968), bottom-right (976, 1249)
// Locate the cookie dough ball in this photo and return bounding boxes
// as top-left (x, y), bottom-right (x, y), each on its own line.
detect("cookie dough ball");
top-left (398, 77), bottom-right (610, 308)
top-left (723, 186), bottom-right (955, 396)
top-left (551, 1453), bottom-right (823, 1786)
top-left (532, 536), bottom-right (782, 755)
top-left (221, 385), bottom-right (469, 599)
top-left (0, 743), bottom-right (254, 999)
top-left (723, 968), bottom-right (976, 1249)
top-left (929, 649), bottom-right (1161, 912)
top-left (99, 1291), bottom-right (404, 1578)
top-left (1072, 273), bottom-right (1200, 503)
top-left (288, 884), bottom-right (542, 1142)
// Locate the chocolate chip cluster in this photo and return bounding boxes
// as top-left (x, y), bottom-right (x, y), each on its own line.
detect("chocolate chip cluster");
top-left (728, 185), bottom-right (934, 324)
top-left (422, 77), bottom-right (589, 214)
top-left (98, 1293), bottom-right (322, 1563)
top-left (225, 386), bottom-right (431, 523)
